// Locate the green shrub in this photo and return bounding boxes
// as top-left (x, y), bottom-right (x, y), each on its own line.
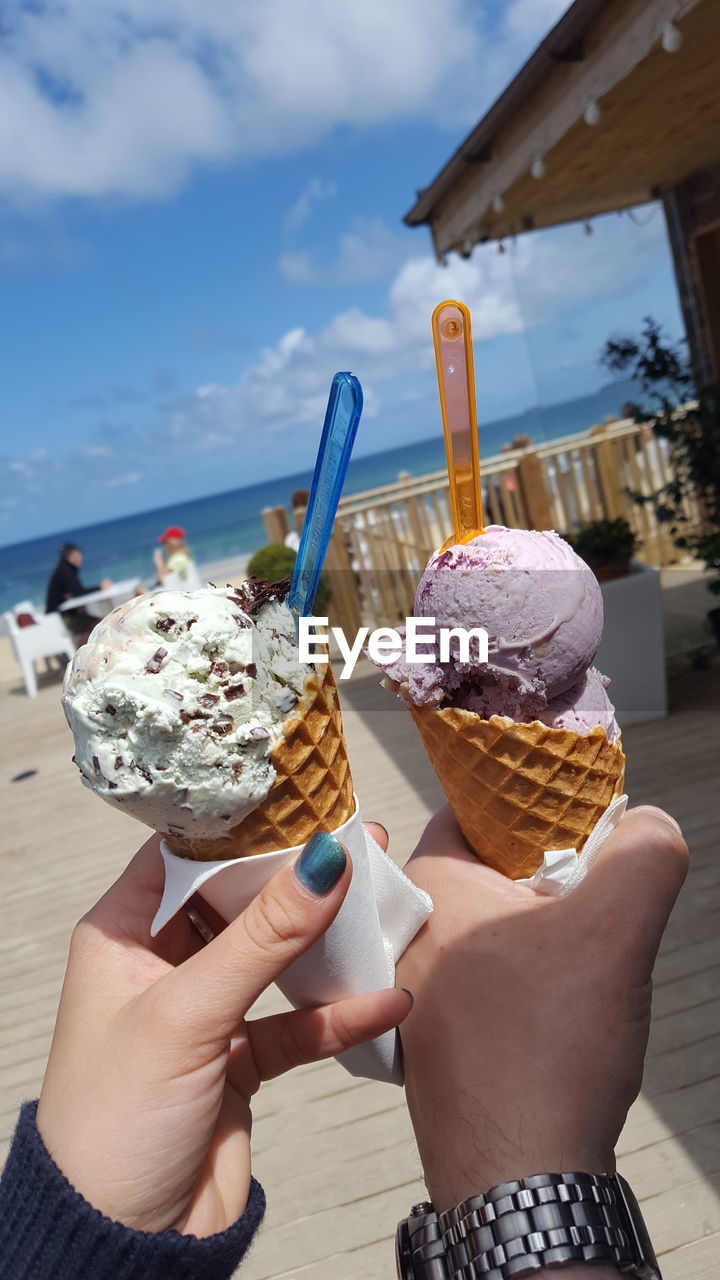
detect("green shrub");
top-left (246, 544), bottom-right (331, 613)
top-left (567, 519), bottom-right (637, 569)
top-left (601, 317), bottom-right (720, 593)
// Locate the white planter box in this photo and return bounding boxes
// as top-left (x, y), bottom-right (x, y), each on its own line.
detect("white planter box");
top-left (595, 563), bottom-right (667, 726)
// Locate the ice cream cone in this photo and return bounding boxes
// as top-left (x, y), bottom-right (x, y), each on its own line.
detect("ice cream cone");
top-left (165, 662), bottom-right (354, 861)
top-left (408, 701), bottom-right (625, 880)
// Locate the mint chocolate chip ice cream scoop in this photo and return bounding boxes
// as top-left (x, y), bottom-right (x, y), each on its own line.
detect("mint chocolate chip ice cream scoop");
top-left (62, 580), bottom-right (311, 840)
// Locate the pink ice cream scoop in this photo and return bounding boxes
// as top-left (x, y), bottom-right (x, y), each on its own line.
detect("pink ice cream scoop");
top-left (373, 525), bottom-right (616, 738)
top-left (455, 665), bottom-right (619, 741)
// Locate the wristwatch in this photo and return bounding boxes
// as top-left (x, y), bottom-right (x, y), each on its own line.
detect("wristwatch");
top-left (396, 1172), bottom-right (661, 1278)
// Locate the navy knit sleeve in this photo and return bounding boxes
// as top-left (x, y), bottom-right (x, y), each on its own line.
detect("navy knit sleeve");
top-left (0, 1102), bottom-right (265, 1280)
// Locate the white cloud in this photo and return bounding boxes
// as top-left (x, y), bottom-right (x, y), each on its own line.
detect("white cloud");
top-left (105, 471), bottom-right (141, 487)
top-left (0, 0), bottom-right (576, 203)
top-left (284, 177), bottom-right (336, 234)
top-left (0, 206), bottom-right (675, 527)
top-left (279, 216), bottom-right (411, 286)
top-left (153, 207), bottom-right (670, 451)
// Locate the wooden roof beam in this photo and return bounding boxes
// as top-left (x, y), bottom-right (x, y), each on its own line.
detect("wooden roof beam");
top-left (425, 0), bottom-right (700, 258)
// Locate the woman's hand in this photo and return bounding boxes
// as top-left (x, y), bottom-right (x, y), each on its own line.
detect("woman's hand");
top-left (397, 805), bottom-right (687, 1212)
top-left (37, 827), bottom-right (410, 1238)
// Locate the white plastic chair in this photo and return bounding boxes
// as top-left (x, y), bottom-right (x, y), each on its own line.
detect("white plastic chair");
top-left (2, 601), bottom-right (75, 697)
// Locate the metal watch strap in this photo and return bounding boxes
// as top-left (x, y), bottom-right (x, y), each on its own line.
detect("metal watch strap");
top-left (396, 1172), bottom-right (662, 1279)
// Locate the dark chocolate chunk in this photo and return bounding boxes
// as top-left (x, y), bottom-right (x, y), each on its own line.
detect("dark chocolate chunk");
top-left (179, 708), bottom-right (210, 725)
top-left (92, 755), bottom-right (103, 777)
top-left (244, 662), bottom-right (257, 679)
top-left (276, 692), bottom-right (298, 714)
top-left (223, 683), bottom-right (245, 701)
top-left (211, 661), bottom-right (229, 677)
top-left (233, 574), bottom-right (291, 617)
top-left (105, 704), bottom-right (117, 716)
top-left (156, 617), bottom-right (175, 633)
top-left (233, 614), bottom-right (251, 629)
top-left (164, 688), bottom-right (184, 702)
top-left (146, 647), bottom-right (168, 674)
top-left (115, 755), bottom-right (123, 770)
top-left (107, 780), bottom-right (118, 790)
top-left (185, 617), bottom-right (197, 630)
top-left (135, 763), bottom-right (153, 784)
top-left (212, 718), bottom-right (234, 737)
top-left (247, 725), bottom-right (271, 741)
top-left (197, 694), bottom-right (220, 708)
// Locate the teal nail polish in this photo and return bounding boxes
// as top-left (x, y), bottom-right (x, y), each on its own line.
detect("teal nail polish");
top-left (295, 831), bottom-right (347, 895)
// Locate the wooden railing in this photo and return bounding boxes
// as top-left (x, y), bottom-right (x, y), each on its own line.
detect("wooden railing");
top-left (321, 416), bottom-right (703, 635)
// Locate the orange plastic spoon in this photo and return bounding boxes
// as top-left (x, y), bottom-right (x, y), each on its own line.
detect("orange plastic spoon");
top-left (432, 299), bottom-right (484, 550)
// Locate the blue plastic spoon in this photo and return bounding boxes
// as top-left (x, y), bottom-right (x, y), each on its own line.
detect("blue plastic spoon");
top-left (288, 372), bottom-right (364, 617)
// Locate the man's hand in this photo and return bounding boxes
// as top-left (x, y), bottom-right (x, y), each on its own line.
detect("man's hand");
top-left (37, 828), bottom-right (410, 1238)
top-left (100, 577), bottom-right (112, 589)
top-left (397, 805), bottom-right (687, 1212)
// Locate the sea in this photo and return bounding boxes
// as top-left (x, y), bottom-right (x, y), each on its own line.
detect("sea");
top-left (1, 379), bottom-right (640, 613)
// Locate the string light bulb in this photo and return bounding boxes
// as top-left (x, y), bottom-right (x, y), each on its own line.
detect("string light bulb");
top-left (584, 99), bottom-right (601, 126)
top-left (661, 21), bottom-right (683, 52)
top-left (530, 154), bottom-right (546, 180)
top-left (492, 193), bottom-right (505, 215)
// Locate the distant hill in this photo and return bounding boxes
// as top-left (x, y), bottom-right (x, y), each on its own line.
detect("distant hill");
top-left (479, 378), bottom-right (645, 454)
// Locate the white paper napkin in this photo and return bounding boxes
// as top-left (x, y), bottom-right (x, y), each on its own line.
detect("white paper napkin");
top-left (516, 795), bottom-right (628, 896)
top-left (151, 797), bottom-right (433, 1086)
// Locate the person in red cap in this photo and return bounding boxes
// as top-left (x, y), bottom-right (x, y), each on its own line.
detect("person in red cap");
top-left (153, 527), bottom-right (202, 592)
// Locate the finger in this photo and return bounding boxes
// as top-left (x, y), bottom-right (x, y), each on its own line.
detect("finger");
top-left (81, 835), bottom-right (215, 967)
top-left (405, 805), bottom-right (478, 869)
top-left (570, 805), bottom-right (688, 969)
top-left (245, 987), bottom-right (413, 1081)
top-left (158, 831), bottom-right (352, 1039)
top-left (84, 834), bottom-right (165, 941)
top-left (364, 821), bottom-right (389, 852)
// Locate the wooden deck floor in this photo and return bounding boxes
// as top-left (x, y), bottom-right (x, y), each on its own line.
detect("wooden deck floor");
top-left (1, 650), bottom-right (719, 1279)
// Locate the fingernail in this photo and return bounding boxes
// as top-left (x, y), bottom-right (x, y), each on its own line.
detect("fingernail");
top-left (295, 831), bottom-right (347, 895)
top-left (399, 987), bottom-right (414, 1010)
top-left (630, 805), bottom-right (683, 836)
top-left (369, 821), bottom-right (389, 840)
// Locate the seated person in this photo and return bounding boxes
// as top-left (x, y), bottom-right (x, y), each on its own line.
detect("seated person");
top-left (46, 542), bottom-right (111, 647)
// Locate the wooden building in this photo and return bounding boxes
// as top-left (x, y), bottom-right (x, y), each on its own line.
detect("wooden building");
top-left (405, 0), bottom-right (720, 385)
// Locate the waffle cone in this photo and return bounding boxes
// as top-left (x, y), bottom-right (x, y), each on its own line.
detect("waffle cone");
top-left (165, 663), bottom-right (354, 861)
top-left (409, 703), bottom-right (625, 879)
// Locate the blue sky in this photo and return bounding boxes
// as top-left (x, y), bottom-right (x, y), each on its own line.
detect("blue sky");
top-left (0, 0), bottom-right (684, 545)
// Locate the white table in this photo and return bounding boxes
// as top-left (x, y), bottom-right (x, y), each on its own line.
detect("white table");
top-left (59, 578), bottom-right (141, 615)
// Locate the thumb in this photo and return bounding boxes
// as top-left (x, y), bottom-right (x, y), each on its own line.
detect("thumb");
top-left (157, 831), bottom-right (352, 1041)
top-left (571, 805), bottom-right (688, 971)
